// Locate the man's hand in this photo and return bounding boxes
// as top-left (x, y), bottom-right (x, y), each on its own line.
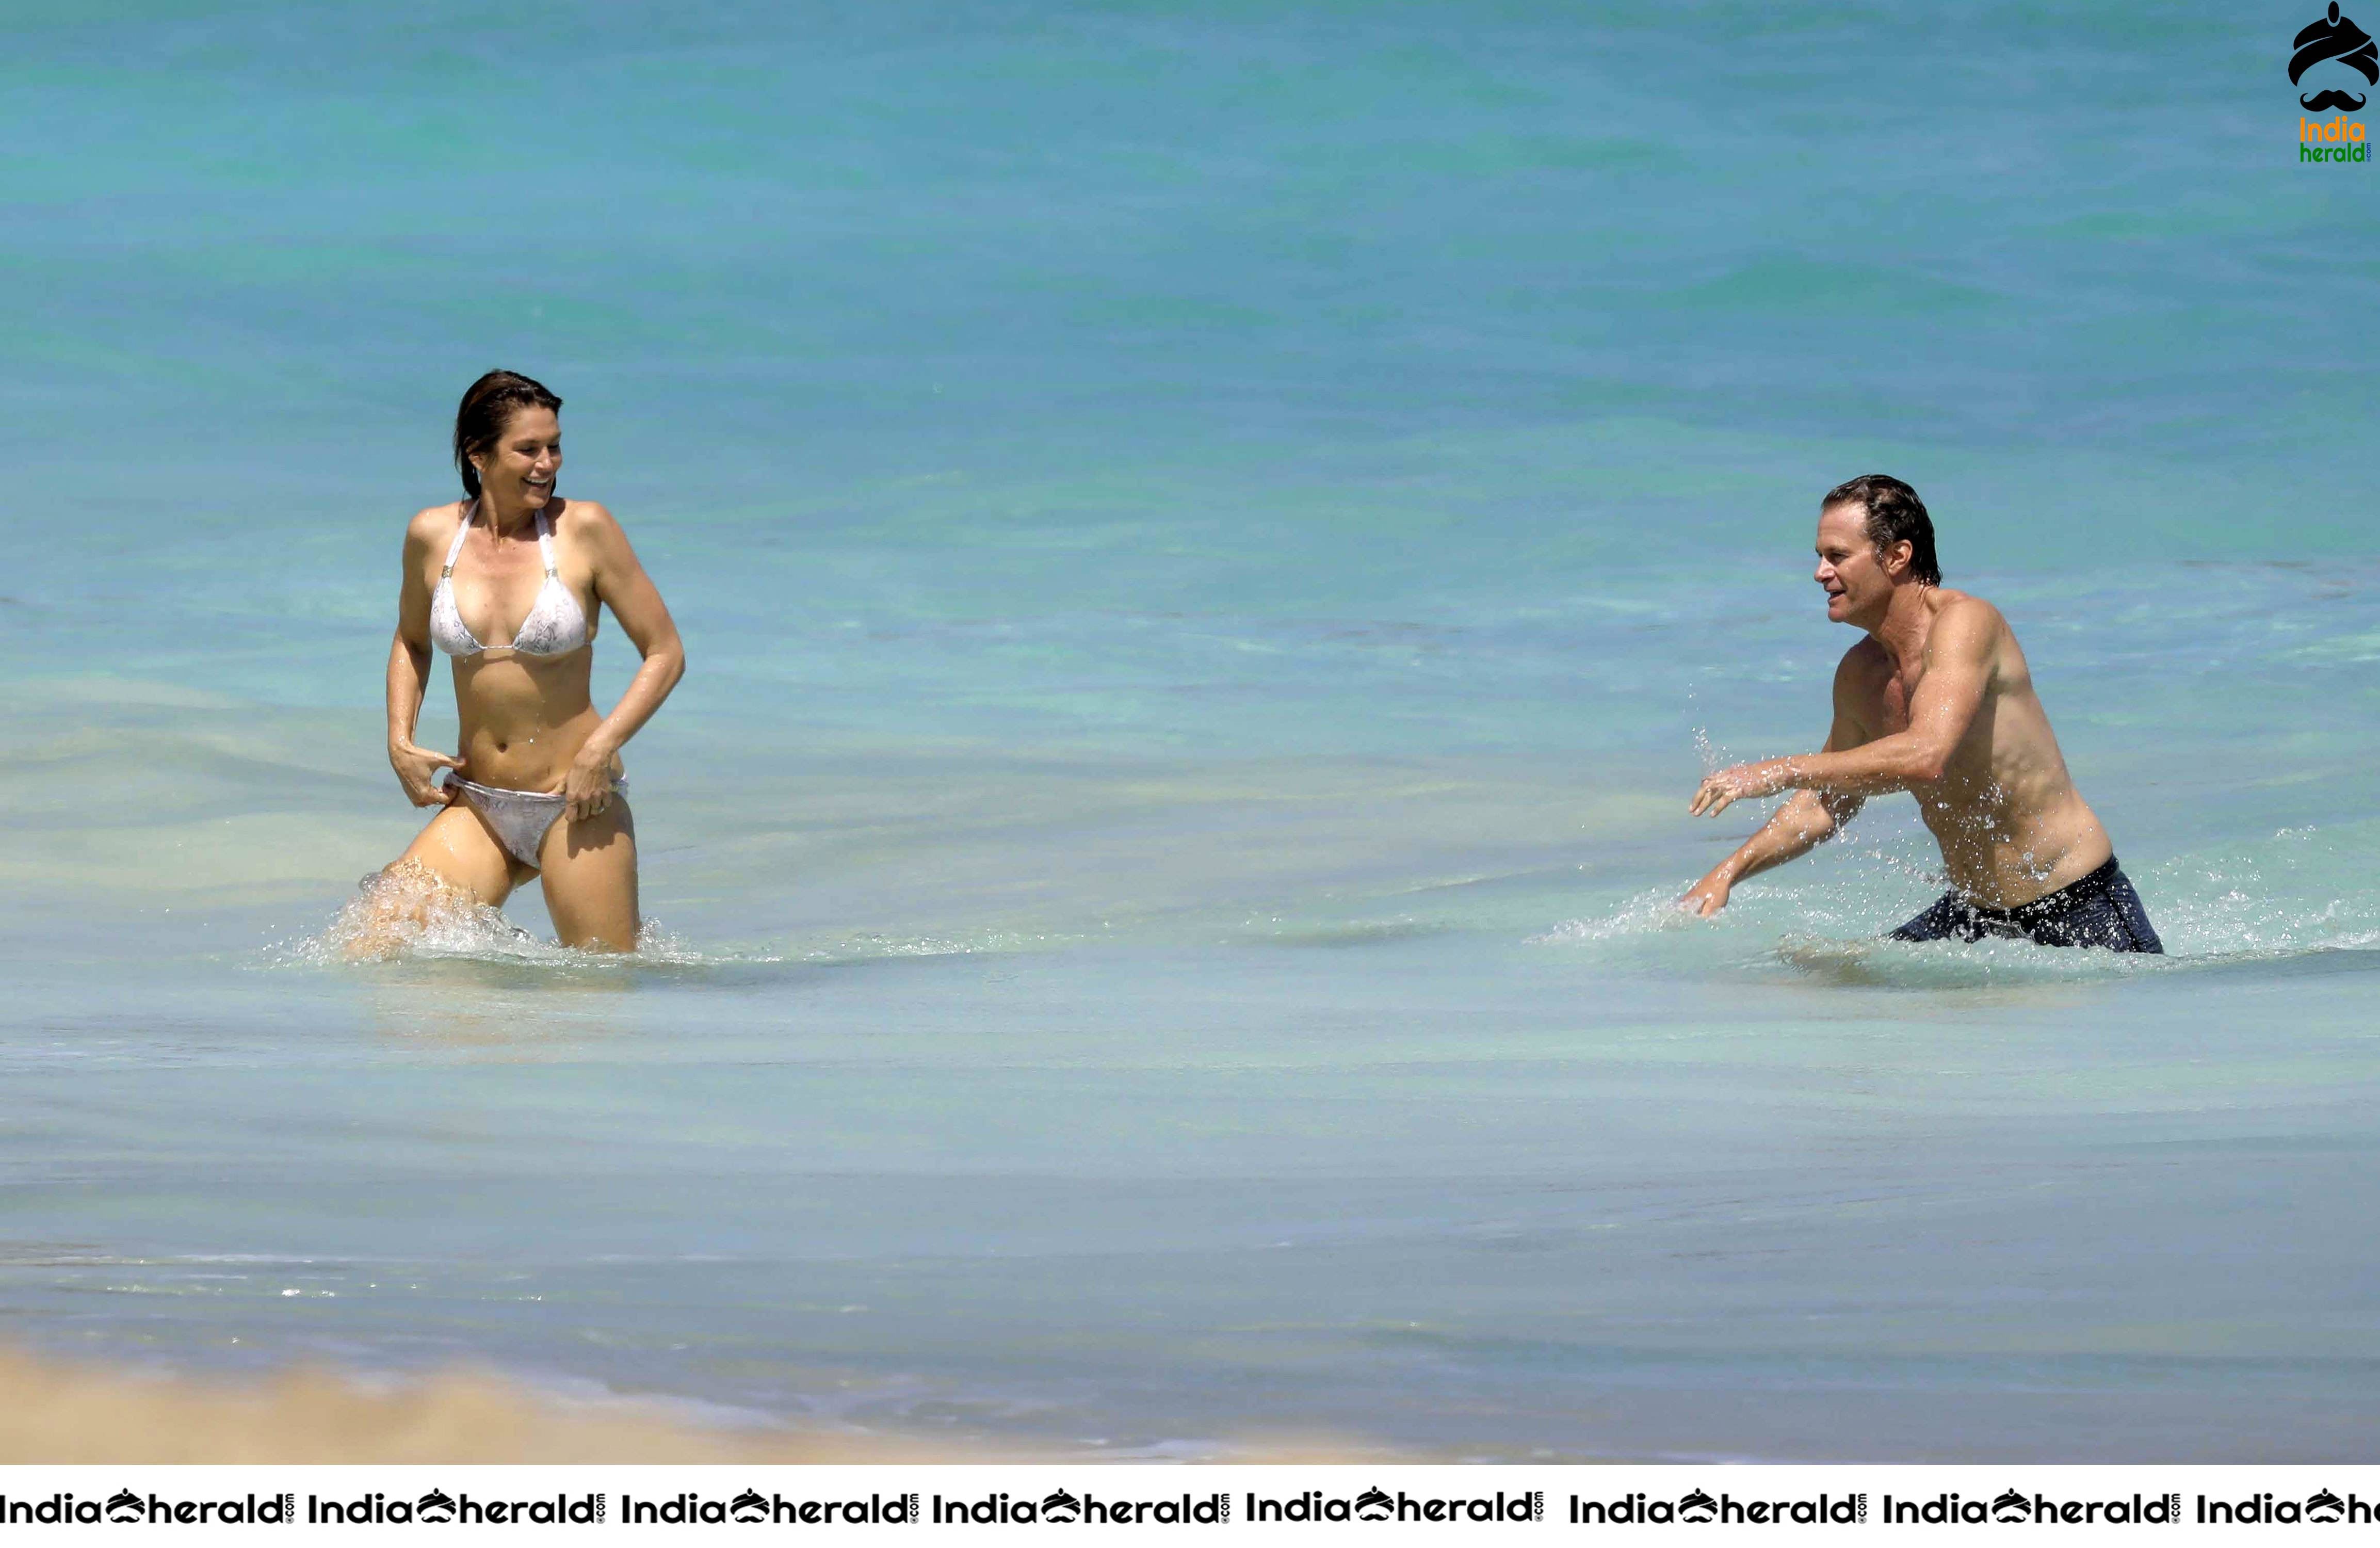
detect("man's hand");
top-left (1689, 759), bottom-right (1792, 818)
top-left (1680, 869), bottom-right (1732, 918)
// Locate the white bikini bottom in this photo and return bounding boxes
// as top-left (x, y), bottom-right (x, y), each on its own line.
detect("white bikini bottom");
top-left (443, 774), bottom-right (628, 868)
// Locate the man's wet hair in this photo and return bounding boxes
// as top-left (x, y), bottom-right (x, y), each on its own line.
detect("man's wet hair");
top-left (1823, 473), bottom-right (1940, 585)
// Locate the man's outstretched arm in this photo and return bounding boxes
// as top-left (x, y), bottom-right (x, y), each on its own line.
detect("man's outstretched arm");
top-left (1682, 675), bottom-right (1870, 917)
top-left (1689, 601), bottom-right (1995, 818)
top-left (1681, 787), bottom-right (1863, 917)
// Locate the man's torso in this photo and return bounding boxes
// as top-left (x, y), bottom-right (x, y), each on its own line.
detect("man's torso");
top-left (1839, 589), bottom-right (2112, 908)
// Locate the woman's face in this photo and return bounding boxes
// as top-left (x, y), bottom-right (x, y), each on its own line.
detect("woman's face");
top-left (476, 406), bottom-right (562, 508)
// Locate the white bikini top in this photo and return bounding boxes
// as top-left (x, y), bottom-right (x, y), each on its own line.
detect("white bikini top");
top-left (429, 502), bottom-right (591, 657)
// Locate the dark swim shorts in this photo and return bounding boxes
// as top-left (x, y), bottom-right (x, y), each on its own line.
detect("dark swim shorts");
top-left (1889, 856), bottom-right (2164, 954)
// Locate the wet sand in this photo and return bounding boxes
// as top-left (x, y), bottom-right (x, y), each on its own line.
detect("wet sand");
top-left (0, 1345), bottom-right (994, 1464)
top-left (0, 1345), bottom-right (1390, 1464)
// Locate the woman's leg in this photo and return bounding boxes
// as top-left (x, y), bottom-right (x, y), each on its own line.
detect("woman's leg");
top-left (538, 799), bottom-right (639, 951)
top-left (396, 803), bottom-right (525, 904)
top-left (338, 805), bottom-right (525, 959)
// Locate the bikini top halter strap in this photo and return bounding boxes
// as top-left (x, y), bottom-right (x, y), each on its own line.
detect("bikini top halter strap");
top-left (442, 499), bottom-right (559, 578)
top-left (440, 501), bottom-right (473, 578)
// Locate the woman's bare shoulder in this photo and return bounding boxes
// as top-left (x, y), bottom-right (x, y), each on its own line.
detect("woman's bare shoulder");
top-left (553, 499), bottom-right (637, 562)
top-left (405, 501), bottom-right (464, 545)
top-left (553, 497), bottom-right (622, 535)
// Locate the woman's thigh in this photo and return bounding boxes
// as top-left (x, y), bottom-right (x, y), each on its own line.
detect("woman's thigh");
top-left (538, 799), bottom-right (639, 951)
top-left (336, 804), bottom-right (524, 960)
top-left (395, 803), bottom-right (523, 905)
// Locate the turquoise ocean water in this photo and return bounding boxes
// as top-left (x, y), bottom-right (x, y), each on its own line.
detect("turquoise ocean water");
top-left (3, 2), bottom-right (2378, 1459)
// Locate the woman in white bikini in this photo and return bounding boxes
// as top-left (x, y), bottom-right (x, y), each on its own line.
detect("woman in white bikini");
top-left (375, 370), bottom-right (684, 952)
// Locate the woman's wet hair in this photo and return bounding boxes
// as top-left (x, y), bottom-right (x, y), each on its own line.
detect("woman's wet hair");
top-left (452, 370), bottom-right (563, 498)
top-left (1824, 473), bottom-right (1940, 585)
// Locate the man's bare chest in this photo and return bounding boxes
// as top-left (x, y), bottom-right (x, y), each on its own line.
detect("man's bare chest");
top-left (1862, 670), bottom-right (1925, 737)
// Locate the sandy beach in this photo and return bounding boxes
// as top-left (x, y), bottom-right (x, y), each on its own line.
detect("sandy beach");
top-left (0, 1345), bottom-right (1412, 1464)
top-left (0, 1344), bottom-right (948, 1464)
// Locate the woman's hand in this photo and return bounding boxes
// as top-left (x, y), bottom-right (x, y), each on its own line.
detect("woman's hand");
top-left (562, 744), bottom-right (623, 823)
top-left (390, 739), bottom-right (464, 808)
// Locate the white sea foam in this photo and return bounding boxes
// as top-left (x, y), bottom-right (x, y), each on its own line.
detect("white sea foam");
top-left (1533, 821), bottom-right (2380, 983)
top-left (1529, 886), bottom-right (1706, 943)
top-left (263, 865), bottom-right (750, 970)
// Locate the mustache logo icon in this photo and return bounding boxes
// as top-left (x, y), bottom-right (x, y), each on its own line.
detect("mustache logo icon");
top-left (2303, 87), bottom-right (2370, 108)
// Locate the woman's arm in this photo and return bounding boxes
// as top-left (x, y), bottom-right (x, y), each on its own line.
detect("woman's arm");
top-left (387, 508), bottom-right (464, 807)
top-left (561, 502), bottom-right (687, 820)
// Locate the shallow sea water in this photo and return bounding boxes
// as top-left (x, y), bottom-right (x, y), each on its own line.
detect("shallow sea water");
top-left (2, 1), bottom-right (2377, 1460)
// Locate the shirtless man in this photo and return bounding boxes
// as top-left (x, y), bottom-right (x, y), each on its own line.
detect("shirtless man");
top-left (1680, 474), bottom-right (2161, 952)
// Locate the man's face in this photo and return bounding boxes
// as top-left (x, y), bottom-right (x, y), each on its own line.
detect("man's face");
top-left (1814, 503), bottom-right (1898, 626)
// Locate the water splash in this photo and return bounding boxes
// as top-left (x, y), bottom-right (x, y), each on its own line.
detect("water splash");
top-left (1691, 724), bottom-right (1721, 778)
top-left (1529, 885), bottom-right (1704, 943)
top-left (1535, 821), bottom-right (2380, 985)
top-left (264, 864), bottom-right (726, 969)
top-left (2141, 825), bottom-right (2380, 959)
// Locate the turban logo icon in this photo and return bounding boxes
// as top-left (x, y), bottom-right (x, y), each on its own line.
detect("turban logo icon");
top-left (2292, 3), bottom-right (2378, 111)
